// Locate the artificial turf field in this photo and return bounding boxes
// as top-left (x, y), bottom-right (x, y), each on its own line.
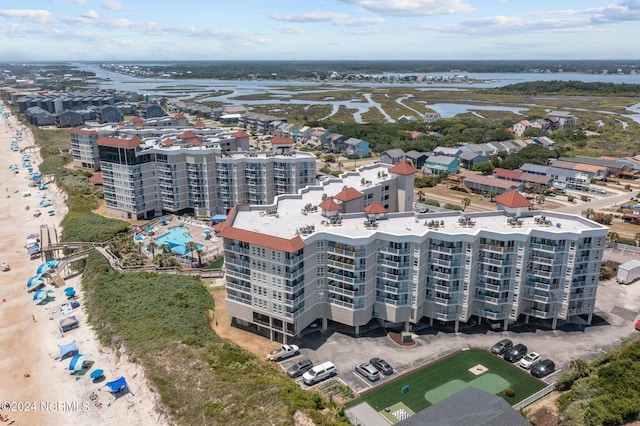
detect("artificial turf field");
top-left (345, 348), bottom-right (546, 414)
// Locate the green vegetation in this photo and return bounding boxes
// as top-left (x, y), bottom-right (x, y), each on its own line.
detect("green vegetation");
top-left (30, 126), bottom-right (73, 174)
top-left (56, 169), bottom-right (103, 212)
top-left (59, 211), bottom-right (129, 243)
top-left (81, 252), bottom-right (347, 425)
top-left (556, 338), bottom-right (640, 425)
top-left (491, 80), bottom-right (640, 97)
top-left (346, 349), bottom-right (546, 412)
top-left (490, 144), bottom-right (562, 170)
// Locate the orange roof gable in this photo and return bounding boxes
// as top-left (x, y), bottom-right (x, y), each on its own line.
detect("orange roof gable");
top-left (194, 120), bottom-right (205, 128)
top-left (271, 135), bottom-right (295, 145)
top-left (179, 130), bottom-right (197, 139)
top-left (188, 138), bottom-right (202, 146)
top-left (163, 138), bottom-right (175, 146)
top-left (174, 113), bottom-right (186, 119)
top-left (318, 198), bottom-right (341, 211)
top-left (364, 202), bottom-right (387, 214)
top-left (97, 135), bottom-right (141, 149)
top-left (389, 161), bottom-right (417, 175)
top-left (334, 187), bottom-right (363, 202)
top-left (69, 128), bottom-right (97, 135)
top-left (233, 130), bottom-right (250, 138)
top-left (494, 189), bottom-right (533, 209)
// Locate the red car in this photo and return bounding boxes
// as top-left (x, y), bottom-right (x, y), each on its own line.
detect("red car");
top-left (636, 320), bottom-right (640, 331)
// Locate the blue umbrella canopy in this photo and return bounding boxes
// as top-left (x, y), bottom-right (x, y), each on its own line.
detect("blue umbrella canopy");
top-left (68, 354), bottom-right (89, 371)
top-left (36, 263), bottom-right (51, 274)
top-left (27, 275), bottom-right (45, 288)
top-left (39, 199), bottom-right (52, 207)
top-left (33, 289), bottom-right (55, 302)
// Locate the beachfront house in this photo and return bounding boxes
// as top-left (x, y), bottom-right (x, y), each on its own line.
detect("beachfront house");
top-left (423, 155), bottom-right (459, 175)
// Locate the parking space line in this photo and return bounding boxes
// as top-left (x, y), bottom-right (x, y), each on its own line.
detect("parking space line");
top-left (353, 372), bottom-right (373, 388)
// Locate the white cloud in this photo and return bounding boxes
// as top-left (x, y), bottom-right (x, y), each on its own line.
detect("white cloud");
top-left (101, 0), bottom-right (124, 11)
top-left (274, 25), bottom-right (304, 35)
top-left (82, 10), bottom-right (100, 20)
top-left (337, 0), bottom-right (474, 16)
top-left (0, 9), bottom-right (56, 24)
top-left (269, 11), bottom-right (383, 26)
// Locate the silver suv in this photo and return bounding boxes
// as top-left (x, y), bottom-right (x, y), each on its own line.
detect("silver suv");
top-left (355, 362), bottom-right (380, 382)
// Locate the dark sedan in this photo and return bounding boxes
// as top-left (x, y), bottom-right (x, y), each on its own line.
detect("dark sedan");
top-left (370, 357), bottom-right (393, 375)
top-left (490, 339), bottom-right (513, 355)
top-left (531, 359), bottom-right (555, 378)
top-left (287, 359), bottom-right (313, 378)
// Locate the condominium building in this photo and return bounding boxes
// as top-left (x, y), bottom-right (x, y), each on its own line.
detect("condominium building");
top-left (97, 133), bottom-right (316, 219)
top-left (221, 180), bottom-right (607, 343)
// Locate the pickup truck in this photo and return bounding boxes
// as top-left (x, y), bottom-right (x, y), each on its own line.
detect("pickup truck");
top-left (267, 344), bottom-right (300, 361)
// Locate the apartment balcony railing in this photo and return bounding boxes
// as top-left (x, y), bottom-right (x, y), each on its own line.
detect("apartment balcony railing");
top-left (523, 308), bottom-right (556, 319)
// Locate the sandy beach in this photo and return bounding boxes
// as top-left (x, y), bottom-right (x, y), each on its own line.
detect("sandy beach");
top-left (0, 101), bottom-right (169, 426)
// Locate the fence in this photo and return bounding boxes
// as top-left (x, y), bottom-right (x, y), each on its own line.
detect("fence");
top-left (606, 242), bottom-right (640, 254)
top-left (512, 383), bottom-right (556, 410)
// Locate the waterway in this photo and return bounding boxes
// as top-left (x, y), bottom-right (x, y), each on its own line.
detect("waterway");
top-left (75, 63), bottom-right (640, 124)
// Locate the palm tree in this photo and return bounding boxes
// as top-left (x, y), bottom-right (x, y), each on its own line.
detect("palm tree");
top-left (606, 232), bottom-right (619, 243)
top-left (570, 358), bottom-right (590, 378)
top-left (487, 190), bottom-right (497, 202)
top-left (417, 190), bottom-right (425, 203)
top-left (462, 197), bottom-right (471, 211)
top-left (196, 248), bottom-right (204, 267)
top-left (160, 243), bottom-right (171, 254)
top-left (535, 193), bottom-right (545, 205)
top-left (582, 208), bottom-right (595, 219)
top-left (185, 241), bottom-right (199, 266)
top-left (147, 240), bottom-right (158, 258)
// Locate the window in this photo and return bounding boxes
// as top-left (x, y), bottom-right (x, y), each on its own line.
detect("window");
top-left (316, 241), bottom-right (325, 251)
top-left (317, 279), bottom-right (325, 289)
top-left (317, 254), bottom-right (325, 263)
top-left (317, 267), bottom-right (325, 277)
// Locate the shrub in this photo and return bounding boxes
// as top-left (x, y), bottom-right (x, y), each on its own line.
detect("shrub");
top-left (424, 199), bottom-right (441, 207)
top-left (556, 370), bottom-right (580, 391)
top-left (502, 387), bottom-right (515, 398)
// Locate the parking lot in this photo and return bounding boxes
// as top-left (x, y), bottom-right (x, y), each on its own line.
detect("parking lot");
top-left (272, 266), bottom-right (640, 395)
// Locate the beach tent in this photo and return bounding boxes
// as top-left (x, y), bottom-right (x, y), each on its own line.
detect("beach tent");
top-left (39, 199), bottom-right (52, 207)
top-left (64, 287), bottom-right (76, 298)
top-left (59, 316), bottom-right (79, 333)
top-left (101, 377), bottom-right (135, 406)
top-left (211, 214), bottom-right (227, 224)
top-left (36, 259), bottom-right (58, 274)
top-left (68, 354), bottom-right (90, 371)
top-left (27, 275), bottom-right (46, 291)
top-left (33, 289), bottom-right (55, 303)
top-left (57, 340), bottom-right (78, 360)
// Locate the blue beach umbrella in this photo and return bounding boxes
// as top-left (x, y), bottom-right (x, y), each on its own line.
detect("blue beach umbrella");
top-left (27, 275), bottom-right (45, 289)
top-left (36, 263), bottom-right (51, 274)
top-left (33, 289), bottom-right (55, 302)
top-left (68, 354), bottom-right (89, 371)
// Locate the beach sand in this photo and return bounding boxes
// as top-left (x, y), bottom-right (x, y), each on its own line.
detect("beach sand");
top-left (0, 101), bottom-right (170, 426)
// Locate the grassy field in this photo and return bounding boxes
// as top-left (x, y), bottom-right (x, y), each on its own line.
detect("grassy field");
top-left (346, 349), bottom-right (546, 413)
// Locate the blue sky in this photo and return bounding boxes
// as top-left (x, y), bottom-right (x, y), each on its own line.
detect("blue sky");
top-left (1, 0), bottom-right (639, 61)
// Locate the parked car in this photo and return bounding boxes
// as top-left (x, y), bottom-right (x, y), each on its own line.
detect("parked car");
top-left (266, 344), bottom-right (300, 362)
top-left (370, 358), bottom-right (393, 375)
top-left (286, 359), bottom-right (313, 378)
top-left (302, 361), bottom-right (336, 386)
top-left (504, 344), bottom-right (528, 363)
top-left (355, 362), bottom-right (380, 382)
top-left (531, 359), bottom-right (556, 378)
top-left (519, 352), bottom-right (542, 369)
top-left (635, 320), bottom-right (640, 331)
top-left (491, 339), bottom-right (513, 355)
top-left (1, 262), bottom-right (10, 272)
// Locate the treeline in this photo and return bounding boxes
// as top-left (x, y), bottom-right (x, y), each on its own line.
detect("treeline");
top-left (96, 59), bottom-right (640, 80)
top-left (490, 80), bottom-right (640, 97)
top-left (313, 118), bottom-right (514, 153)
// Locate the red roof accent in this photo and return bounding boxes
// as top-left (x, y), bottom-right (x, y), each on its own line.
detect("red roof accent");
top-left (174, 113), bottom-right (186, 119)
top-left (219, 226), bottom-right (306, 253)
top-left (194, 120), bottom-right (205, 128)
top-left (131, 117), bottom-right (143, 125)
top-left (520, 120), bottom-right (532, 126)
top-left (188, 138), bottom-right (202, 146)
top-left (214, 206), bottom-right (237, 235)
top-left (494, 168), bottom-right (524, 180)
top-left (233, 130), bottom-right (250, 138)
top-left (494, 189), bottom-right (533, 209)
top-left (318, 198), bottom-right (341, 211)
top-left (411, 131), bottom-right (425, 139)
top-left (334, 187), bottom-right (363, 202)
top-left (271, 135), bottom-right (295, 145)
top-left (163, 138), bottom-right (175, 146)
top-left (88, 172), bottom-right (103, 185)
top-left (97, 135), bottom-right (141, 149)
top-left (179, 130), bottom-right (197, 139)
top-left (389, 161), bottom-right (417, 175)
top-left (69, 128), bottom-right (97, 135)
top-left (363, 202), bottom-right (387, 214)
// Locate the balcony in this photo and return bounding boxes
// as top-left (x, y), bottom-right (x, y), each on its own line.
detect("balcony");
top-left (480, 257), bottom-right (512, 267)
top-left (327, 246), bottom-right (365, 257)
top-left (530, 243), bottom-right (561, 253)
top-left (481, 244), bottom-right (510, 254)
top-left (522, 291), bottom-right (558, 304)
top-left (327, 272), bottom-right (361, 285)
top-left (430, 258), bottom-right (461, 268)
top-left (430, 246), bottom-right (461, 255)
top-left (434, 311), bottom-right (458, 321)
top-left (476, 282), bottom-right (504, 292)
top-left (475, 294), bottom-right (510, 305)
top-left (475, 308), bottom-right (507, 320)
top-left (380, 272), bottom-right (410, 282)
top-left (434, 296), bottom-right (458, 306)
top-left (478, 270), bottom-right (505, 280)
top-left (524, 308), bottom-right (556, 319)
top-left (225, 280), bottom-right (251, 293)
top-left (379, 258), bottom-right (411, 269)
top-left (226, 294), bottom-right (252, 306)
top-left (226, 269), bottom-right (251, 281)
top-left (431, 271), bottom-right (452, 281)
top-left (380, 284), bottom-right (409, 294)
top-left (379, 246), bottom-right (410, 255)
top-left (529, 269), bottom-right (553, 279)
top-left (327, 259), bottom-right (356, 271)
top-left (328, 284), bottom-right (358, 297)
top-left (375, 296), bottom-right (408, 306)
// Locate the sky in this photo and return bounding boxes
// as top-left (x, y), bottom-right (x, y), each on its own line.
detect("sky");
top-left (1, 0), bottom-right (640, 61)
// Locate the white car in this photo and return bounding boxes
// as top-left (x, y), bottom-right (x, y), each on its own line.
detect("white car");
top-left (519, 352), bottom-right (541, 369)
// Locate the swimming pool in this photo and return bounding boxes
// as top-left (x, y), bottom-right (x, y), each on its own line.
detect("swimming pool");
top-left (154, 226), bottom-right (203, 255)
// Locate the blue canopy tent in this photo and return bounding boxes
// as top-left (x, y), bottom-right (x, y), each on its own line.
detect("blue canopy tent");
top-left (68, 354), bottom-right (92, 376)
top-left (39, 199), bottom-right (52, 207)
top-left (211, 214), bottom-right (227, 224)
top-left (101, 376), bottom-right (135, 406)
top-left (36, 260), bottom-right (57, 274)
top-left (64, 287), bottom-right (76, 298)
top-left (33, 289), bottom-right (55, 304)
top-left (57, 340), bottom-right (78, 360)
top-left (27, 275), bottom-right (46, 292)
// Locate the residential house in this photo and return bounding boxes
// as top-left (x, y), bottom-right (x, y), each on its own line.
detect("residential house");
top-left (405, 150), bottom-right (429, 170)
top-left (424, 111), bottom-right (441, 123)
top-left (423, 155), bottom-right (458, 175)
top-left (25, 106), bottom-right (55, 126)
top-left (547, 111), bottom-right (577, 129)
top-left (55, 110), bottom-right (84, 128)
top-left (459, 151), bottom-right (489, 170)
top-left (343, 138), bottom-right (369, 159)
top-left (398, 115), bottom-right (418, 123)
top-left (433, 146), bottom-right (463, 157)
top-left (462, 174), bottom-right (523, 195)
top-left (140, 103), bottom-right (165, 119)
top-left (97, 105), bottom-right (123, 124)
top-left (379, 148), bottom-right (406, 165)
top-left (513, 119), bottom-right (533, 136)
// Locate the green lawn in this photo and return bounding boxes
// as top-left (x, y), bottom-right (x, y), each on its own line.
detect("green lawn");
top-left (346, 349), bottom-right (546, 413)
